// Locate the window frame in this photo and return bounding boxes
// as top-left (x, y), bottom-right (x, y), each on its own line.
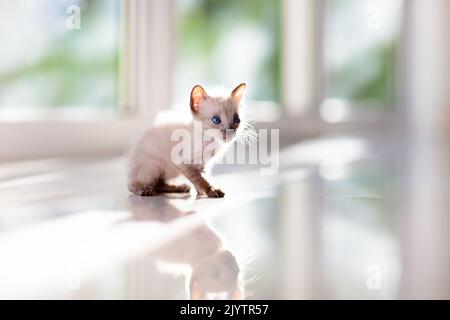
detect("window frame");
top-left (0, 0), bottom-right (407, 161)
top-left (279, 0), bottom-right (406, 127)
top-left (0, 0), bottom-right (172, 161)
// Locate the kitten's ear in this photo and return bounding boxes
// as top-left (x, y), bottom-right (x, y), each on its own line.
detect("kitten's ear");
top-left (231, 83), bottom-right (247, 103)
top-left (190, 85), bottom-right (207, 112)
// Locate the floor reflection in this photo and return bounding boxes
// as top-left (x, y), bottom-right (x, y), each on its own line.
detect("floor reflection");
top-left (126, 196), bottom-right (243, 300)
top-left (0, 135), bottom-right (448, 299)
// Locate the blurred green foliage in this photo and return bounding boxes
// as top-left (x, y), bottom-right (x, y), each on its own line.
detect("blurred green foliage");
top-left (0, 0), bottom-right (120, 108)
top-left (0, 0), bottom-right (400, 111)
top-left (329, 41), bottom-right (397, 108)
top-left (326, 0), bottom-right (401, 108)
top-left (176, 0), bottom-right (281, 102)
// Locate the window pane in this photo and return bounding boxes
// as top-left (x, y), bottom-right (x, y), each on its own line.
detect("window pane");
top-left (0, 0), bottom-right (121, 115)
top-left (322, 0), bottom-right (403, 117)
top-left (173, 0), bottom-right (280, 108)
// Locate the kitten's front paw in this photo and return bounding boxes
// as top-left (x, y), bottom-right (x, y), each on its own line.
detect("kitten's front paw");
top-left (129, 181), bottom-right (156, 196)
top-left (140, 184), bottom-right (156, 196)
top-left (206, 187), bottom-right (225, 198)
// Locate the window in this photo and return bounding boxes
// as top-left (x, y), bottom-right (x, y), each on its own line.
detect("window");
top-left (321, 0), bottom-right (403, 121)
top-left (0, 0), bottom-right (407, 159)
top-left (0, 0), bottom-right (121, 119)
top-left (172, 0), bottom-right (281, 109)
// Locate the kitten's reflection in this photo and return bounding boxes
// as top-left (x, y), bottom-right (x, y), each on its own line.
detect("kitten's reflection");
top-left (127, 195), bottom-right (242, 300)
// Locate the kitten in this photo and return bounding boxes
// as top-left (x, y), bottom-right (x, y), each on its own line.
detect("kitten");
top-left (127, 83), bottom-right (247, 198)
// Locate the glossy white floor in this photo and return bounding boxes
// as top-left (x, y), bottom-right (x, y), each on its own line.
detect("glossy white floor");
top-left (0, 136), bottom-right (448, 299)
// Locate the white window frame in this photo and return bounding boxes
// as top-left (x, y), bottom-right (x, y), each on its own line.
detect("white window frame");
top-left (0, 0), bottom-right (172, 161)
top-left (275, 0), bottom-right (406, 142)
top-left (0, 0), bottom-right (409, 160)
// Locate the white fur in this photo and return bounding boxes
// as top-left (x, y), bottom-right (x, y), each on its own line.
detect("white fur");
top-left (127, 85), bottom-right (245, 192)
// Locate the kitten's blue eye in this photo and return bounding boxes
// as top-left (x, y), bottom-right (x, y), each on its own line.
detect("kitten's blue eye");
top-left (211, 115), bottom-right (221, 124)
top-left (233, 114), bottom-right (240, 124)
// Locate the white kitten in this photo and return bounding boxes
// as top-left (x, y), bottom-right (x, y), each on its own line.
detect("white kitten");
top-left (127, 83), bottom-right (247, 198)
